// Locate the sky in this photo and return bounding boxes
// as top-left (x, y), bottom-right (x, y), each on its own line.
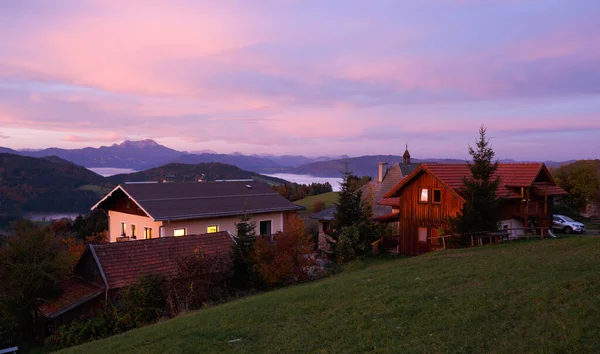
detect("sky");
top-left (0, 0), bottom-right (599, 160)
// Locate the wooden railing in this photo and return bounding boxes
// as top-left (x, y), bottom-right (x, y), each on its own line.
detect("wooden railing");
top-left (430, 227), bottom-right (551, 250)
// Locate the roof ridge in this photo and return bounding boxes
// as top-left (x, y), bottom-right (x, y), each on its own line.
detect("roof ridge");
top-left (93, 232), bottom-right (230, 249)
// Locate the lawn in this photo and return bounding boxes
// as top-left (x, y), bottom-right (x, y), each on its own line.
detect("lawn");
top-left (76, 184), bottom-right (113, 196)
top-left (60, 237), bottom-right (600, 353)
top-left (294, 191), bottom-right (339, 219)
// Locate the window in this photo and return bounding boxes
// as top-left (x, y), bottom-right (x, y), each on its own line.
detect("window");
top-left (131, 224), bottom-right (137, 238)
top-left (259, 220), bottom-right (272, 236)
top-left (432, 189), bottom-right (442, 204)
top-left (418, 227), bottom-right (427, 243)
top-left (207, 225), bottom-right (219, 233)
top-left (174, 228), bottom-right (186, 237)
top-left (144, 227), bottom-right (152, 239)
top-left (120, 222), bottom-right (126, 236)
top-left (419, 189), bottom-right (429, 203)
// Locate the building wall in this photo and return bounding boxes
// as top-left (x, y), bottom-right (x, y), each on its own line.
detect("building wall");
top-left (395, 172), bottom-right (463, 255)
top-left (108, 210), bottom-right (162, 243)
top-left (162, 211), bottom-right (289, 237)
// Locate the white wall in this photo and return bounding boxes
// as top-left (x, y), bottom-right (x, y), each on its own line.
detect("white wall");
top-left (499, 219), bottom-right (525, 239)
top-left (108, 210), bottom-right (163, 243)
top-left (162, 211), bottom-right (286, 237)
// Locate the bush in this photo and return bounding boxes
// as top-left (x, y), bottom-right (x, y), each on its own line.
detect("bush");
top-left (251, 216), bottom-right (315, 287)
top-left (113, 274), bottom-right (168, 332)
top-left (46, 314), bottom-right (114, 348)
top-left (312, 200), bottom-right (326, 213)
top-left (334, 225), bottom-right (363, 263)
top-left (169, 251), bottom-right (232, 312)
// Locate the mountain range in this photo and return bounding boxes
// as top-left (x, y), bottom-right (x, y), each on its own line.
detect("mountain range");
top-left (0, 152), bottom-right (288, 228)
top-left (1, 140), bottom-right (575, 178)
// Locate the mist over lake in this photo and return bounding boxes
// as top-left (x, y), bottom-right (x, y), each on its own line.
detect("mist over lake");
top-left (265, 173), bottom-right (343, 192)
top-left (88, 167), bottom-right (137, 177)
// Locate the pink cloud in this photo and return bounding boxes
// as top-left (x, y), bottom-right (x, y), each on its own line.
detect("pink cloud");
top-left (63, 132), bottom-right (128, 143)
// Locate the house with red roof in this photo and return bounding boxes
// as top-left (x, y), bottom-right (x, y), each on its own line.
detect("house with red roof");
top-left (377, 163), bottom-right (567, 256)
top-left (91, 180), bottom-right (303, 243)
top-left (38, 231), bottom-right (234, 336)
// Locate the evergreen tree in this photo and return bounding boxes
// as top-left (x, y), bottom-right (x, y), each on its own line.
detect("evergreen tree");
top-left (333, 165), bottom-right (363, 232)
top-left (451, 125), bottom-right (501, 242)
top-left (231, 212), bottom-right (258, 289)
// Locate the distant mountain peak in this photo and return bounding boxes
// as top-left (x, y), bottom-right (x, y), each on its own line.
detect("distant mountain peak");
top-left (117, 139), bottom-right (160, 148)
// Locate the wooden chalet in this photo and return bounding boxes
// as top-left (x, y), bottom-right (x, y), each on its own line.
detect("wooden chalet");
top-left (377, 163), bottom-right (567, 256)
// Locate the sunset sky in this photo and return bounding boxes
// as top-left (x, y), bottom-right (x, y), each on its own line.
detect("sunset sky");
top-left (1, 0), bottom-right (599, 160)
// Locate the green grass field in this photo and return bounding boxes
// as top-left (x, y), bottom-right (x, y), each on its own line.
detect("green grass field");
top-left (76, 184), bottom-right (113, 196)
top-left (60, 237), bottom-right (600, 353)
top-left (294, 191), bottom-right (339, 219)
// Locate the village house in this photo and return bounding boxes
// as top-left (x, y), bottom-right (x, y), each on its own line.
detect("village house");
top-left (92, 180), bottom-right (304, 243)
top-left (313, 146), bottom-right (418, 253)
top-left (37, 231), bottom-right (234, 336)
top-left (377, 163), bottom-right (568, 255)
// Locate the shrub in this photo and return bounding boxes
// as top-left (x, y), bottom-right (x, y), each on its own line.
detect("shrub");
top-left (312, 200), bottom-right (326, 213)
top-left (113, 274), bottom-right (168, 332)
top-left (46, 314), bottom-right (114, 348)
top-left (251, 216), bottom-right (316, 287)
top-left (169, 251), bottom-right (232, 312)
top-left (334, 225), bottom-right (363, 263)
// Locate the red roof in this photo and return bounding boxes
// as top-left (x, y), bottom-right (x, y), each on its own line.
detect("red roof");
top-left (90, 231), bottom-right (234, 289)
top-left (38, 277), bottom-right (103, 318)
top-left (384, 162), bottom-right (567, 201)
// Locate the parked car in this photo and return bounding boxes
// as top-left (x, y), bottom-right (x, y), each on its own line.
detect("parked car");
top-left (552, 214), bottom-right (586, 234)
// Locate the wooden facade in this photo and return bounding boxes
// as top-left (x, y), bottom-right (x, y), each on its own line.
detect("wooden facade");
top-left (379, 163), bottom-right (567, 256)
top-left (390, 170), bottom-right (463, 255)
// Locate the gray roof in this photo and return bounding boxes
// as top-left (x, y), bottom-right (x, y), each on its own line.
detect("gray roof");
top-left (311, 162), bottom-right (415, 221)
top-left (360, 163), bottom-right (409, 217)
top-left (310, 207), bottom-right (336, 221)
top-left (94, 181), bottom-right (304, 221)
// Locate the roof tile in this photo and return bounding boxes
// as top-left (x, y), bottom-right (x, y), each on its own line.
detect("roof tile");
top-left (91, 231), bottom-right (234, 289)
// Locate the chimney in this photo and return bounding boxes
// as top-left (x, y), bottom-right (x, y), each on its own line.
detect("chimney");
top-left (378, 162), bottom-right (388, 183)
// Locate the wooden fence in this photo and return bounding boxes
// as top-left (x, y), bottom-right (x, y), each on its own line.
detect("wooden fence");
top-left (431, 227), bottom-right (552, 250)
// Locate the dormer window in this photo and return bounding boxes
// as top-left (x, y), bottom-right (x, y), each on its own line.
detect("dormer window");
top-left (419, 189), bottom-right (429, 203)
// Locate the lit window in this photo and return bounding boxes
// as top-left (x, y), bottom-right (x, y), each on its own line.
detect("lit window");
top-left (419, 189), bottom-right (429, 203)
top-left (418, 227), bottom-right (427, 243)
top-left (433, 189), bottom-right (441, 204)
top-left (144, 227), bottom-right (152, 239)
top-left (131, 224), bottom-right (137, 238)
top-left (121, 222), bottom-right (126, 236)
top-left (207, 225), bottom-right (219, 233)
top-left (174, 228), bottom-right (186, 237)
top-left (259, 220), bottom-right (272, 236)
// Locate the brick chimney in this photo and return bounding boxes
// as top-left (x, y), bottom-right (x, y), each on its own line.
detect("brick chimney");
top-left (378, 162), bottom-right (388, 183)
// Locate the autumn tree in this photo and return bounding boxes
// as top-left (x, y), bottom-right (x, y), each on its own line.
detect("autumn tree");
top-left (251, 215), bottom-right (315, 286)
top-left (554, 160), bottom-right (600, 214)
top-left (0, 220), bottom-right (71, 344)
top-left (451, 126), bottom-right (501, 242)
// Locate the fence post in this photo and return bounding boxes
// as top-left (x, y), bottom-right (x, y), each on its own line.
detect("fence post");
top-left (442, 236), bottom-right (446, 249)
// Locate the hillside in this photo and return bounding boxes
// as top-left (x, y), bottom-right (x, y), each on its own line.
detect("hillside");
top-left (0, 153), bottom-right (108, 225)
top-left (0, 154), bottom-right (288, 227)
top-left (60, 237), bottom-right (600, 353)
top-left (107, 162), bottom-right (286, 185)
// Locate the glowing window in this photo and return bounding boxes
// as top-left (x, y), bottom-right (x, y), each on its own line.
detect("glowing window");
top-left (144, 227), bottom-right (152, 239)
top-left (120, 222), bottom-right (126, 236)
top-left (419, 189), bottom-right (429, 203)
top-left (207, 225), bottom-right (219, 233)
top-left (174, 228), bottom-right (186, 237)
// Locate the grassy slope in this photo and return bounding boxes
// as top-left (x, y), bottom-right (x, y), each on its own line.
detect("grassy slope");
top-left (62, 237), bottom-right (600, 353)
top-left (294, 192), bottom-right (339, 220)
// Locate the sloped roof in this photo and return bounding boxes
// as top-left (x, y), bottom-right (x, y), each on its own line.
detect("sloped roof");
top-left (310, 206), bottom-right (336, 221)
top-left (384, 163), bottom-right (567, 201)
top-left (360, 163), bottom-right (406, 217)
top-left (90, 231), bottom-right (234, 289)
top-left (38, 277), bottom-right (103, 318)
top-left (93, 180), bottom-right (303, 221)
